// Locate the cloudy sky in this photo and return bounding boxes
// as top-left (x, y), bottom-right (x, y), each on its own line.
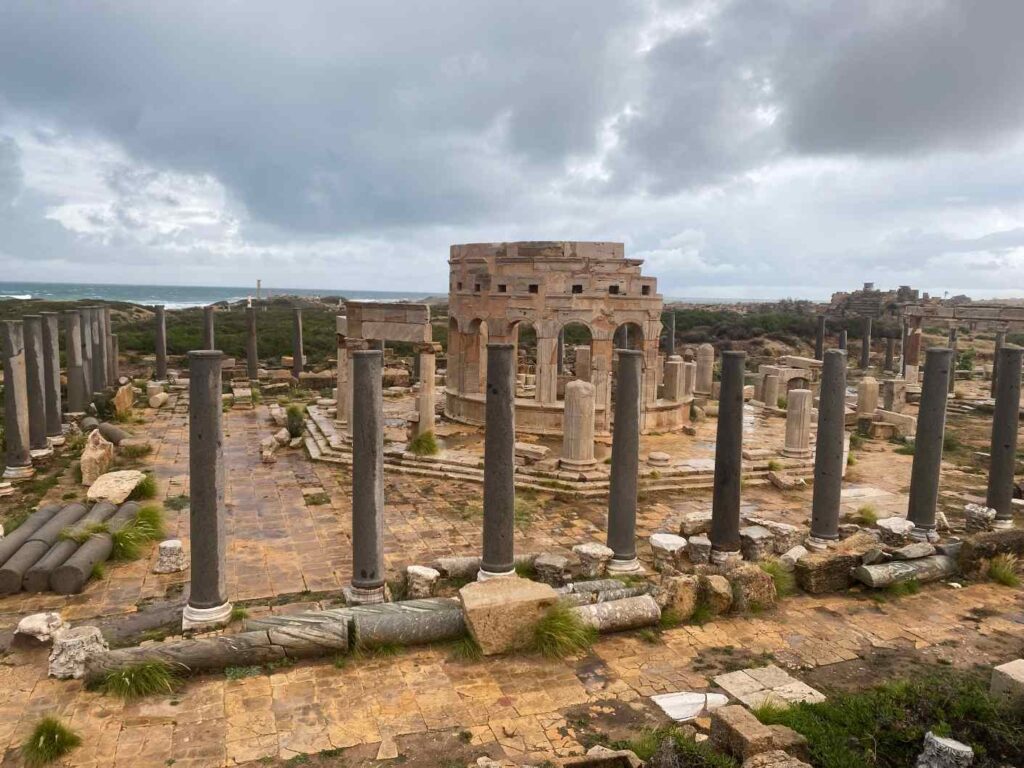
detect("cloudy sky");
top-left (2, 0), bottom-right (1024, 299)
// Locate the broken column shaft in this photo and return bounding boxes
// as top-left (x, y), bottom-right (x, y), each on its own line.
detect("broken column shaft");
top-left (63, 311), bottom-right (87, 414)
top-left (23, 315), bottom-right (50, 456)
top-left (40, 312), bottom-right (64, 445)
top-left (988, 344), bottom-right (1022, 528)
top-left (203, 305), bottom-right (216, 350)
top-left (245, 306), bottom-right (259, 381)
top-left (292, 307), bottom-right (304, 380)
top-left (860, 317), bottom-right (872, 369)
top-left (1, 321), bottom-right (34, 480)
top-left (154, 305), bottom-right (168, 381)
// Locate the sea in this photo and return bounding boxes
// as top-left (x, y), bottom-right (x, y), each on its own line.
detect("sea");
top-left (0, 281), bottom-right (442, 310)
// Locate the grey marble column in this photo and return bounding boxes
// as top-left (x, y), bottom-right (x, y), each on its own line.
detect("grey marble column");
top-left (63, 311), bottom-right (87, 414)
top-left (203, 305), bottom-right (216, 350)
top-left (991, 330), bottom-right (1006, 398)
top-left (183, 349), bottom-right (232, 629)
top-left (23, 315), bottom-right (50, 456)
top-left (907, 348), bottom-right (953, 541)
top-left (815, 315), bottom-right (826, 360)
top-left (291, 308), bottom-right (304, 380)
top-left (838, 329), bottom-right (847, 352)
top-left (103, 306), bottom-right (115, 385)
top-left (480, 343), bottom-right (517, 579)
top-left (988, 344), bottom-right (1022, 528)
top-left (1, 321), bottom-right (34, 480)
top-left (884, 337), bottom-right (895, 372)
top-left (245, 306), bottom-right (258, 381)
top-left (809, 349), bottom-right (847, 546)
top-left (154, 305), bottom-right (168, 381)
top-left (90, 307), bottom-right (107, 391)
top-left (860, 317), bottom-right (872, 370)
top-left (349, 349), bottom-right (387, 602)
top-left (80, 307), bottom-right (93, 397)
top-left (607, 349), bottom-right (642, 572)
top-left (947, 327), bottom-right (958, 394)
top-left (710, 350), bottom-right (746, 564)
top-left (40, 312), bottom-right (64, 445)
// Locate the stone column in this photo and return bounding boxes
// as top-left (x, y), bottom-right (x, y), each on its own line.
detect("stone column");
top-left (682, 360), bottom-right (696, 398)
top-left (349, 350), bottom-right (387, 602)
top-left (80, 307), bottom-right (93, 397)
top-left (415, 345), bottom-right (436, 438)
top-left (613, 325), bottom-right (627, 349)
top-left (203, 305), bottom-right (216, 350)
top-left (245, 306), bottom-right (258, 381)
top-left (23, 316), bottom-right (50, 457)
top-left (480, 343), bottom-right (516, 580)
top-left (695, 343), bottom-right (714, 396)
top-left (856, 376), bottom-right (878, 417)
top-left (907, 348), bottom-right (954, 542)
top-left (154, 305), bottom-right (168, 381)
top-left (291, 307), bottom-right (304, 380)
top-left (900, 318), bottom-right (908, 377)
top-left (860, 317), bottom-right (872, 369)
top-left (838, 329), bottom-right (847, 352)
top-left (815, 315), bottom-right (826, 360)
top-left (607, 349), bottom-right (642, 572)
top-left (987, 344), bottom-right (1022, 528)
top-left (1, 321), bottom-right (34, 480)
top-left (89, 307), bottom-right (106, 391)
top-left (782, 389), bottom-right (812, 458)
top-left (561, 380), bottom-right (597, 470)
top-left (63, 311), bottom-right (87, 414)
top-left (535, 335), bottom-right (558, 403)
top-left (335, 337), bottom-right (349, 425)
top-left (183, 350), bottom-right (232, 630)
top-left (111, 334), bottom-right (120, 382)
top-left (556, 328), bottom-right (564, 374)
top-left (991, 330), bottom-right (1005, 398)
top-left (947, 327), bottom-right (958, 394)
top-left (668, 311), bottom-right (676, 356)
top-left (884, 337), bottom-right (895, 372)
top-left (575, 345), bottom-right (592, 382)
top-left (40, 312), bottom-right (63, 445)
top-left (663, 355), bottom-right (684, 401)
top-left (762, 373), bottom-right (780, 409)
top-left (103, 307), bottom-right (115, 385)
top-left (709, 350), bottom-right (746, 564)
top-left (809, 350), bottom-right (847, 547)
top-left (591, 339), bottom-right (613, 433)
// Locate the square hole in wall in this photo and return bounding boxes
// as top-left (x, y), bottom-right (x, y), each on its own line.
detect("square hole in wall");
top-left (457, 282), bottom-right (463, 290)
top-left (528, 284), bottom-right (539, 294)
top-left (497, 284), bottom-right (507, 293)
top-left (642, 285), bottom-right (651, 296)
top-left (572, 284), bottom-right (583, 294)
top-left (474, 284), bottom-right (481, 292)
top-left (608, 285), bottom-right (620, 295)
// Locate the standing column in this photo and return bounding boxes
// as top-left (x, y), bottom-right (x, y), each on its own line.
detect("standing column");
top-left (665, 311), bottom-right (677, 356)
top-left (183, 350), bottom-right (232, 629)
top-left (607, 349), bottom-right (642, 572)
top-left (40, 312), bottom-right (64, 446)
top-left (111, 334), bottom-right (120, 382)
top-left (154, 305), bottom-right (168, 381)
top-left (682, 360), bottom-right (696, 398)
top-left (884, 337), bottom-right (895, 372)
top-left (480, 343), bottom-right (516, 580)
top-left (63, 311), bottom-right (87, 414)
top-left (103, 306), bottom-right (115, 385)
top-left (907, 348), bottom-right (954, 542)
top-left (561, 380), bottom-right (597, 470)
top-left (1, 321), bottom-right (34, 480)
top-left (663, 356), bottom-right (684, 401)
top-left (203, 305), bottom-right (216, 350)
top-left (90, 307), bottom-right (106, 390)
top-left (291, 307), bottom-right (304, 380)
top-left (335, 337), bottom-right (349, 426)
top-left (23, 316), bottom-right (51, 458)
top-left (695, 343), bottom-right (714, 397)
top-left (947, 327), bottom-right (958, 394)
top-left (860, 317), bottom-right (872, 370)
top-left (80, 307), bottom-right (94, 397)
top-left (535, 336), bottom-right (558, 403)
top-left (556, 328), bottom-right (564, 374)
top-left (900, 319), bottom-right (908, 378)
top-left (815, 315), bottom-right (826, 360)
top-left (856, 376), bottom-right (879, 417)
top-left (709, 350), bottom-right (746, 564)
top-left (349, 350), bottom-right (387, 602)
top-left (809, 350), bottom-right (847, 547)
top-left (762, 373), bottom-right (780, 409)
top-left (987, 345), bottom-right (1022, 528)
top-left (782, 389), bottom-right (812, 458)
top-left (245, 306), bottom-right (258, 381)
top-left (991, 329), bottom-right (1006, 398)
top-left (838, 329), bottom-right (848, 352)
top-left (575, 345), bottom-right (592, 382)
top-left (415, 345), bottom-right (436, 438)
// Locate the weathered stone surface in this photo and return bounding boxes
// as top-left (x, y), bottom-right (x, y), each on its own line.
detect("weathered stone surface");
top-left (145, 382), bottom-right (164, 398)
top-left (120, 437), bottom-right (152, 455)
top-left (148, 391), bottom-right (169, 408)
top-left (436, 555), bottom-right (481, 579)
top-left (990, 659), bottom-right (1024, 705)
top-left (86, 469), bottom-right (147, 504)
top-left (915, 731), bottom-right (974, 767)
top-left (711, 704), bottom-right (776, 760)
top-left (891, 542), bottom-right (936, 560)
top-left (778, 546), bottom-right (807, 572)
top-left (876, 516), bottom-right (916, 545)
top-left (651, 691), bottom-right (729, 722)
top-left (49, 626), bottom-right (108, 679)
top-left (862, 548), bottom-right (890, 565)
top-left (729, 564), bottom-right (778, 612)
top-left (572, 543), bottom-right (613, 578)
top-left (534, 553), bottom-right (572, 586)
top-left (854, 555), bottom-right (957, 588)
top-left (274, 428), bottom-right (291, 446)
top-left (768, 471), bottom-right (806, 491)
top-left (795, 532), bottom-right (878, 594)
top-left (459, 577), bottom-right (558, 655)
top-left (648, 451), bottom-right (671, 467)
top-left (572, 594), bottom-right (660, 633)
top-left (405, 565), bottom-right (440, 599)
top-left (740, 526), bottom-right (774, 561)
top-left (80, 429), bottom-right (114, 486)
top-left (742, 750), bottom-right (812, 768)
top-left (661, 574), bottom-right (700, 620)
top-left (16, 612), bottom-right (66, 643)
top-left (768, 725), bottom-right (811, 763)
top-left (514, 442), bottom-right (550, 463)
top-left (153, 539), bottom-right (188, 574)
top-left (964, 503), bottom-right (997, 533)
top-left (680, 509), bottom-right (713, 536)
top-left (112, 384), bottom-right (134, 417)
top-left (97, 421), bottom-right (130, 445)
top-left (701, 574), bottom-right (733, 614)
top-left (688, 534), bottom-right (712, 564)
top-left (958, 529), bottom-right (1024, 577)
top-left (650, 533), bottom-right (688, 571)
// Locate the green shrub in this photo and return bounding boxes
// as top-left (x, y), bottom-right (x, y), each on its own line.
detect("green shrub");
top-left (529, 601), bottom-right (597, 658)
top-left (894, 442), bottom-right (916, 456)
top-left (165, 495), bottom-right (190, 511)
top-left (21, 717), bottom-right (82, 766)
top-left (987, 554), bottom-right (1021, 588)
top-left (760, 560), bottom-right (796, 597)
top-left (448, 634), bottom-right (483, 662)
top-left (128, 473), bottom-right (157, 500)
top-left (97, 662), bottom-right (182, 700)
top-left (615, 725), bottom-right (737, 766)
top-left (851, 504), bottom-right (878, 526)
top-left (286, 404), bottom-right (305, 438)
top-left (407, 431), bottom-right (439, 456)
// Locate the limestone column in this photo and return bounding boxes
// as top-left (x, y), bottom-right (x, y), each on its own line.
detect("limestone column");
top-left (947, 327), bottom-right (958, 394)
top-left (111, 334), bottom-right (120, 382)
top-left (991, 330), bottom-right (1006, 398)
top-left (838, 330), bottom-right (847, 352)
top-left (291, 307), bottom-right (304, 380)
top-left (884, 337), bottom-right (895, 372)
top-left (856, 376), bottom-right (878, 417)
top-left (1, 321), bottom-right (34, 480)
top-left (663, 355), bottom-right (684, 401)
top-left (154, 305), bottom-right (168, 381)
top-left (480, 343), bottom-right (516, 580)
top-left (203, 305), bottom-right (216, 350)
top-left (335, 337), bottom-right (349, 425)
top-left (860, 317), bottom-right (872, 369)
top-left (349, 350), bottom-right (387, 602)
top-left (575, 345), bottom-right (592, 382)
top-left (103, 307), bottom-right (115, 385)
top-left (183, 350), bottom-right (232, 629)
top-left (536, 335), bottom-right (558, 403)
top-left (762, 373), bottom-right (780, 409)
top-left (63, 311), bottom-right (86, 414)
top-left (591, 339), bottom-right (613, 433)
top-left (809, 350), bottom-right (846, 546)
top-left (900, 318), bottom-right (908, 377)
top-left (782, 389), bottom-right (812, 458)
top-left (40, 312), bottom-right (63, 446)
top-left (561, 380), bottom-right (597, 470)
top-left (907, 348), bottom-right (954, 541)
top-left (80, 307), bottom-right (93, 397)
top-left (695, 343), bottom-right (714, 396)
top-left (91, 307), bottom-right (106, 391)
top-left (416, 345), bottom-right (436, 438)
top-left (709, 350), bottom-right (746, 564)
top-left (607, 349), bottom-right (642, 572)
top-left (815, 315), bottom-right (826, 360)
top-left (682, 360), bottom-right (696, 398)
top-left (245, 306), bottom-right (258, 381)
top-left (23, 316), bottom-right (50, 457)
top-left (987, 344), bottom-right (1022, 528)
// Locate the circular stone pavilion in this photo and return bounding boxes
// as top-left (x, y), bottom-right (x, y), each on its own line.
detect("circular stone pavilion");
top-left (444, 241), bottom-right (691, 435)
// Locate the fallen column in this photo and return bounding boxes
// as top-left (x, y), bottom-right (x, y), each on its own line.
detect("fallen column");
top-left (571, 594), bottom-right (660, 632)
top-left (63, 310), bottom-right (87, 414)
top-left (907, 347), bottom-right (953, 542)
top-left (809, 349), bottom-right (846, 547)
top-left (22, 502), bottom-right (118, 593)
top-left (710, 350), bottom-right (746, 565)
top-left (0, 504), bottom-right (61, 564)
top-left (480, 343), bottom-right (517, 579)
top-left (40, 312), bottom-right (64, 446)
top-left (853, 555), bottom-right (957, 588)
top-left (607, 349), bottom-right (642, 572)
top-left (50, 503), bottom-right (139, 594)
top-left (154, 305), bottom-right (168, 381)
top-left (988, 344), bottom-right (1023, 528)
top-left (0, 503), bottom-right (90, 594)
top-left (23, 315), bottom-right (52, 459)
top-left (2, 320), bottom-right (35, 480)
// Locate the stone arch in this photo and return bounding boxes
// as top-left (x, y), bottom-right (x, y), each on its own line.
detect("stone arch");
top-left (557, 320), bottom-right (594, 400)
top-left (462, 318), bottom-right (488, 394)
top-left (613, 321), bottom-right (644, 351)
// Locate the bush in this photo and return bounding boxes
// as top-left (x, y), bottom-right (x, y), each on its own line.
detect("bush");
top-left (407, 431), bottom-right (439, 456)
top-left (128, 473), bottom-right (157, 500)
top-left (285, 404), bottom-right (305, 438)
top-left (21, 717), bottom-right (82, 766)
top-left (529, 601), bottom-right (597, 659)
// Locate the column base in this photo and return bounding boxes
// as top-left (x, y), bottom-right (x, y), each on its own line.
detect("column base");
top-left (3, 465), bottom-right (35, 481)
top-left (992, 519), bottom-right (1015, 530)
top-left (476, 567), bottom-right (517, 582)
top-left (909, 526), bottom-right (940, 543)
top-left (0, 481), bottom-right (14, 497)
top-left (804, 535), bottom-right (836, 552)
top-left (781, 448), bottom-right (812, 460)
top-left (709, 549), bottom-right (743, 567)
top-left (48, 435), bottom-right (66, 447)
top-left (182, 601), bottom-right (233, 631)
top-left (64, 412), bottom-right (87, 422)
top-left (605, 557), bottom-right (643, 574)
top-left (344, 584), bottom-right (388, 604)
top-left (30, 447), bottom-right (54, 463)
top-left (559, 457), bottom-right (599, 471)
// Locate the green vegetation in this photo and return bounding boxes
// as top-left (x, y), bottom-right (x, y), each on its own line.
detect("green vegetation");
top-left (303, 492), bottom-right (331, 506)
top-left (614, 725), bottom-right (737, 766)
top-left (59, 521), bottom-right (110, 544)
top-left (90, 562), bottom-right (106, 581)
top-left (894, 442), bottom-right (916, 456)
top-left (97, 661), bottom-right (182, 700)
top-left (407, 430), bottom-right (439, 456)
top-left (165, 495), bottom-right (190, 511)
top-left (767, 459), bottom-right (782, 472)
top-left (884, 578), bottom-right (921, 599)
top-left (529, 601), bottom-right (597, 659)
top-left (690, 599), bottom-right (714, 626)
top-left (659, 607), bottom-right (684, 629)
top-left (135, 505), bottom-right (166, 539)
top-left (285, 404), bottom-right (305, 438)
top-left (777, 395), bottom-right (788, 409)
top-left (129, 473), bottom-right (158, 500)
top-left (448, 634), bottom-right (483, 662)
top-left (21, 717), bottom-right (82, 767)
top-left (851, 504), bottom-right (879, 526)
top-left (754, 670), bottom-right (1024, 767)
top-left (119, 442), bottom-right (153, 460)
top-left (943, 432), bottom-right (962, 453)
top-left (111, 506), bottom-right (165, 560)
top-left (760, 559), bottom-right (796, 597)
top-left (987, 554), bottom-right (1021, 588)
top-left (230, 605), bottom-right (250, 622)
top-left (957, 348), bottom-right (976, 371)
top-left (225, 665), bottom-right (263, 681)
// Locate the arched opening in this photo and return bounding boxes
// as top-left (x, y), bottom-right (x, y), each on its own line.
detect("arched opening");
top-left (557, 321), bottom-right (594, 401)
top-left (513, 320), bottom-right (538, 392)
top-left (463, 318), bottom-right (488, 394)
top-left (612, 321), bottom-right (644, 351)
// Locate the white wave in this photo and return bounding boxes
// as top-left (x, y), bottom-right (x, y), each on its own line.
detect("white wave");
top-left (0, 294), bottom-right (32, 300)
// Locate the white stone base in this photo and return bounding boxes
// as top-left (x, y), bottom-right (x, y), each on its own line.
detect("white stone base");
top-left (709, 549), bottom-right (743, 567)
top-left (182, 601), bottom-right (233, 631)
top-left (49, 435), bottom-right (66, 447)
top-left (804, 535), bottom-right (836, 552)
top-left (344, 584), bottom-right (388, 604)
top-left (476, 567), bottom-right (516, 582)
top-left (910, 526), bottom-right (941, 543)
top-left (992, 519), bottom-right (1015, 530)
top-left (606, 557), bottom-right (643, 574)
top-left (30, 447), bottom-right (54, 462)
top-left (781, 448), bottom-right (812, 459)
top-left (558, 457), bottom-right (599, 471)
top-left (3, 464), bottom-right (35, 481)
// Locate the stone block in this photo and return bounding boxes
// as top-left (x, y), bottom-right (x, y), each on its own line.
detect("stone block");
top-left (80, 430), bottom-right (114, 486)
top-left (958, 529), bottom-right (1024, 578)
top-left (153, 540), bottom-right (188, 574)
top-left (778, 546), bottom-right (807, 571)
top-left (15, 612), bottom-right (66, 644)
top-left (680, 510), bottom-right (713, 536)
top-left (875, 516), bottom-right (916, 545)
top-left (795, 550), bottom-right (860, 594)
top-left (990, 659), bottom-right (1024, 705)
top-left (534, 553), bottom-right (572, 586)
top-left (891, 542), bottom-right (936, 560)
top-left (572, 542), bottom-right (613, 578)
top-left (406, 565), bottom-right (440, 599)
top-left (112, 383), bottom-right (134, 417)
top-left (86, 469), bottom-right (147, 505)
top-left (688, 534), bottom-right (712, 564)
top-left (700, 574), bottom-right (733, 614)
top-left (661, 574), bottom-right (700, 620)
top-left (742, 750), bottom-right (812, 768)
top-left (458, 577), bottom-right (558, 655)
top-left (964, 503), bottom-right (997, 533)
top-left (514, 442), bottom-right (550, 463)
top-left (740, 526), bottom-right (774, 562)
top-left (729, 564), bottom-right (778, 612)
top-left (148, 391), bottom-right (169, 409)
top-left (48, 626), bottom-right (108, 679)
top-left (651, 691), bottom-right (729, 722)
top-left (915, 731), bottom-right (974, 767)
top-left (145, 382), bottom-right (164, 398)
top-left (650, 533), bottom-right (688, 571)
top-left (648, 451), bottom-right (671, 467)
top-left (710, 704), bottom-right (776, 760)
top-left (768, 471), bottom-right (805, 491)
top-left (768, 725), bottom-right (811, 763)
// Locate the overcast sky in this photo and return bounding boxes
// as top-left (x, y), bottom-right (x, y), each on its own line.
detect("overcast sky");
top-left (2, 1), bottom-right (1024, 299)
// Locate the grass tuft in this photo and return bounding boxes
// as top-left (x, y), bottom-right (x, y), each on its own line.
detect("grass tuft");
top-left (448, 634), bottom-right (483, 662)
top-left (97, 662), bottom-right (182, 700)
top-left (529, 601), bottom-right (597, 659)
top-left (407, 431), bottom-right (439, 456)
top-left (60, 521), bottom-right (110, 544)
top-left (230, 605), bottom-right (250, 622)
top-left (134, 505), bottom-right (166, 540)
top-left (90, 562), bottom-right (106, 581)
top-left (164, 494), bottom-right (190, 511)
top-left (885, 578), bottom-right (921, 599)
top-left (119, 442), bottom-right (152, 460)
top-left (987, 554), bottom-right (1021, 588)
top-left (659, 607), bottom-right (683, 629)
top-left (128, 473), bottom-right (158, 500)
top-left (767, 459), bottom-right (782, 472)
top-left (286, 404), bottom-right (305, 438)
top-left (224, 665), bottom-right (263, 681)
top-left (760, 559), bottom-right (796, 597)
top-left (851, 504), bottom-right (879, 526)
top-left (21, 717), bottom-right (82, 767)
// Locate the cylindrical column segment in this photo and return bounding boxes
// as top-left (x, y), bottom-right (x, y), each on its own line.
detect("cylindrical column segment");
top-left (809, 350), bottom-right (847, 545)
top-left (480, 343), bottom-right (516, 579)
top-left (710, 350), bottom-right (746, 563)
top-left (607, 349), bottom-right (642, 571)
top-left (245, 306), bottom-right (258, 381)
top-left (1, 321), bottom-right (34, 480)
top-left (907, 348), bottom-right (954, 541)
top-left (154, 305), bottom-right (167, 381)
top-left (40, 312), bottom-right (64, 444)
top-left (988, 344), bottom-right (1022, 528)
top-left (350, 350), bottom-right (387, 602)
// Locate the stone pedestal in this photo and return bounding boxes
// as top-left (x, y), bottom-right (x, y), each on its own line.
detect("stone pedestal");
top-left (561, 379), bottom-right (597, 469)
top-left (682, 360), bottom-right (696, 398)
top-left (856, 376), bottom-right (878, 417)
top-left (663, 355), bottom-right (684, 401)
top-left (575, 345), bottom-right (592, 382)
top-left (481, 344), bottom-right (516, 580)
top-left (987, 345), bottom-right (1022, 527)
top-left (710, 351), bottom-right (746, 561)
top-left (203, 305), bottom-right (216, 350)
top-left (183, 350), bottom-right (232, 630)
top-left (905, 363), bottom-right (919, 386)
top-left (154, 305), bottom-right (168, 382)
top-left (40, 312), bottom-right (64, 445)
top-left (1, 321), bottom-right (34, 480)
top-left (860, 317), bottom-right (872, 369)
top-left (535, 336), bottom-right (558, 404)
top-left (695, 343), bottom-right (714, 396)
top-left (607, 349), bottom-right (642, 571)
top-left (907, 348), bottom-right (953, 542)
top-left (350, 350), bottom-right (387, 602)
top-left (291, 307), bottom-right (304, 380)
top-left (762, 374), bottom-right (780, 408)
top-left (809, 350), bottom-right (846, 545)
top-left (23, 316), bottom-right (50, 457)
top-left (245, 306), bottom-right (258, 381)
top-left (415, 346), bottom-right (436, 438)
top-left (63, 311), bottom-right (87, 414)
top-left (782, 389), bottom-right (812, 459)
